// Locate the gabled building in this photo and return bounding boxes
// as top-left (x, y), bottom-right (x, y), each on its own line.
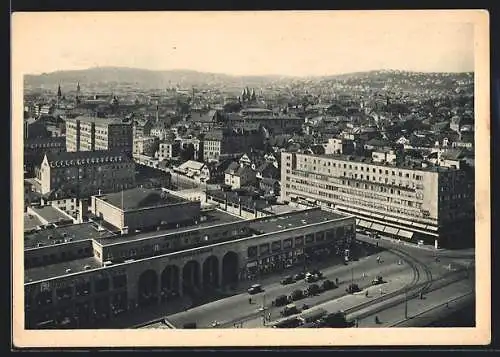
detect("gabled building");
top-left (224, 162), bottom-right (257, 189)
top-left (174, 160), bottom-right (211, 183)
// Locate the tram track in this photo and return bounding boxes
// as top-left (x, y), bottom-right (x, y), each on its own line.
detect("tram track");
top-left (138, 245), bottom-right (472, 329)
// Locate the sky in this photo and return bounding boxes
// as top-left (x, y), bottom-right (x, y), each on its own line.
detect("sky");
top-left (12, 11), bottom-right (477, 77)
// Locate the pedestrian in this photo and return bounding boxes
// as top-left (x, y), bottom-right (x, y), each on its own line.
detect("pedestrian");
top-left (267, 312), bottom-right (271, 321)
top-left (379, 288), bottom-right (383, 295)
top-left (365, 290), bottom-right (369, 297)
top-left (249, 297), bottom-right (252, 304)
top-left (374, 316), bottom-right (380, 324)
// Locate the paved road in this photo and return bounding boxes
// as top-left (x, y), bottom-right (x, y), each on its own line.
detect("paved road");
top-left (166, 251), bottom-right (414, 328)
top-left (141, 235), bottom-right (474, 329)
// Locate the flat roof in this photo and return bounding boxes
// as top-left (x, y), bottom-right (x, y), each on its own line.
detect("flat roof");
top-left (25, 256), bottom-right (102, 283)
top-left (293, 152), bottom-right (460, 173)
top-left (98, 188), bottom-right (188, 211)
top-left (24, 222), bottom-right (115, 250)
top-left (94, 209), bottom-right (243, 246)
top-left (24, 213), bottom-right (44, 232)
top-left (29, 205), bottom-right (72, 224)
top-left (248, 209), bottom-right (349, 235)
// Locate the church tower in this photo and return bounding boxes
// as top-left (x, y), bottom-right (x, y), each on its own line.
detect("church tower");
top-left (75, 82), bottom-right (81, 106)
top-left (57, 83), bottom-right (62, 107)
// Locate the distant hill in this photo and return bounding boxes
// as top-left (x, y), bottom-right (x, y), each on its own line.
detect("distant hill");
top-left (23, 67), bottom-right (293, 90)
top-left (24, 67), bottom-right (473, 91)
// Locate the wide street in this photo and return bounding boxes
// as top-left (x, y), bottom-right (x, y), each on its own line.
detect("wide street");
top-left (146, 234), bottom-right (475, 329)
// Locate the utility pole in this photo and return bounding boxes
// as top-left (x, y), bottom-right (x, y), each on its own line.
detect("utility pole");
top-left (404, 287), bottom-right (408, 319)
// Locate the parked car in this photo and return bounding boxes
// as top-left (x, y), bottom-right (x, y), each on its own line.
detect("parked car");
top-left (247, 284), bottom-right (263, 295)
top-left (305, 274), bottom-right (319, 283)
top-left (311, 269), bottom-right (323, 279)
top-left (321, 279), bottom-right (338, 291)
top-left (294, 272), bottom-right (306, 281)
top-left (301, 303), bottom-right (310, 311)
top-left (280, 276), bottom-right (295, 285)
top-left (346, 283), bottom-right (361, 294)
top-left (280, 304), bottom-right (300, 317)
top-left (305, 283), bottom-right (321, 296)
top-left (273, 294), bottom-right (288, 307)
top-left (372, 276), bottom-right (384, 285)
top-left (289, 289), bottom-right (305, 302)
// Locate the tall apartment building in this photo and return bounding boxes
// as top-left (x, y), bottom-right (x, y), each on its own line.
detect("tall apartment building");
top-left (37, 151), bottom-right (135, 197)
top-left (280, 152), bottom-right (474, 248)
top-left (66, 116), bottom-right (133, 154)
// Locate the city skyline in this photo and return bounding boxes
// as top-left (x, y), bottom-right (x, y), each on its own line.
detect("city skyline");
top-left (14, 11), bottom-right (475, 77)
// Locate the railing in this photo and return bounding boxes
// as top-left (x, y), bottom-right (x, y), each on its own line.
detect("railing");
top-left (388, 291), bottom-right (474, 327)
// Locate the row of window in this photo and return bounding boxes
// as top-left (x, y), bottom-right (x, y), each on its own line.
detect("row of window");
top-left (298, 157), bottom-right (424, 180)
top-left (26, 247), bottom-right (92, 267)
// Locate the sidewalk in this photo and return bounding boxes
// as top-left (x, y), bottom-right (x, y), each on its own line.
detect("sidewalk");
top-left (356, 279), bottom-right (474, 327)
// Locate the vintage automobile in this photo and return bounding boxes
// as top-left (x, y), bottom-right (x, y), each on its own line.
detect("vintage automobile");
top-left (247, 284), bottom-right (264, 295)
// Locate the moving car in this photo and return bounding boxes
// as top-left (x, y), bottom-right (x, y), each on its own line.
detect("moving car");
top-left (317, 311), bottom-right (354, 328)
top-left (273, 294), bottom-right (288, 307)
top-left (247, 284), bottom-right (263, 295)
top-left (280, 276), bottom-right (295, 285)
top-left (372, 276), bottom-right (384, 285)
top-left (346, 283), bottom-right (361, 294)
top-left (272, 317), bottom-right (302, 328)
top-left (289, 289), bottom-right (305, 302)
top-left (280, 304), bottom-right (300, 317)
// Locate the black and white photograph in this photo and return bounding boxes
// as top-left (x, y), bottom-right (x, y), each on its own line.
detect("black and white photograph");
top-left (12, 10), bottom-right (490, 347)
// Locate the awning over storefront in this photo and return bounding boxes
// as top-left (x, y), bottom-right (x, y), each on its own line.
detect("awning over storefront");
top-left (426, 225), bottom-right (439, 232)
top-left (371, 223), bottom-right (386, 232)
top-left (384, 226), bottom-right (399, 235)
top-left (383, 215), bottom-right (399, 223)
top-left (397, 230), bottom-right (414, 239)
top-left (358, 220), bottom-right (373, 229)
top-left (411, 222), bottom-right (427, 229)
top-left (370, 212), bottom-right (385, 220)
top-left (356, 219), bottom-right (361, 225)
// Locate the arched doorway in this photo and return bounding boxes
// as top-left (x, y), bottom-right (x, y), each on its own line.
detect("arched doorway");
top-left (160, 265), bottom-right (180, 301)
top-left (137, 269), bottom-right (159, 307)
top-left (182, 260), bottom-right (201, 295)
top-left (202, 255), bottom-right (219, 290)
top-left (222, 251), bottom-right (239, 287)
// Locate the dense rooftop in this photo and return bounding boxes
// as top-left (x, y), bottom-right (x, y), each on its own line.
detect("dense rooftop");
top-left (292, 152), bottom-right (465, 172)
top-left (24, 222), bottom-right (115, 250)
top-left (93, 209), bottom-right (243, 246)
top-left (248, 208), bottom-right (348, 235)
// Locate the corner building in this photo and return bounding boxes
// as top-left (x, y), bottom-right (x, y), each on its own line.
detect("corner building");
top-left (280, 152), bottom-right (474, 248)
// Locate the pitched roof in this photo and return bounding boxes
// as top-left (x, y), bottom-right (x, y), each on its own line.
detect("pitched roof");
top-left (224, 161), bottom-right (240, 174)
